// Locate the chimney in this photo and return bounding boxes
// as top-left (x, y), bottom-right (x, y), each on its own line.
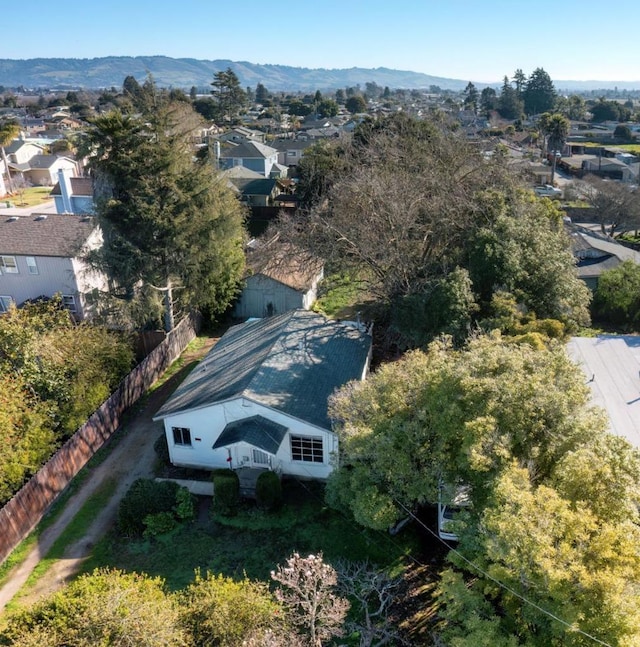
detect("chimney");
top-left (58, 168), bottom-right (73, 214)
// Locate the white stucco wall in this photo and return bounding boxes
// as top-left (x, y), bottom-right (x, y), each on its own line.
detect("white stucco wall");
top-left (162, 397), bottom-right (338, 480)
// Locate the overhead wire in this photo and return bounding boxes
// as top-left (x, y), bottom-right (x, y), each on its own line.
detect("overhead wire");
top-left (393, 499), bottom-right (614, 647)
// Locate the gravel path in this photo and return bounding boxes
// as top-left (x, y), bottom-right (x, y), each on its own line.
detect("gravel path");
top-left (0, 339), bottom-right (216, 614)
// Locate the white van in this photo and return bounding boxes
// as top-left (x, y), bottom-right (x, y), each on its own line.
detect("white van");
top-left (438, 482), bottom-right (471, 542)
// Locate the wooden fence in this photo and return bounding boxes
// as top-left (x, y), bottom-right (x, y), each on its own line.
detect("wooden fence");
top-left (0, 313), bottom-right (201, 565)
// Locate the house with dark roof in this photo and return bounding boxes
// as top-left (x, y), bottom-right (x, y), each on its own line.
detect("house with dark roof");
top-left (153, 310), bottom-right (372, 480)
top-left (0, 213), bottom-right (107, 318)
top-left (569, 224), bottom-right (640, 290)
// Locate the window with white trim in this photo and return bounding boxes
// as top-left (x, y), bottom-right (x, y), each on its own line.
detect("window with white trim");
top-left (62, 295), bottom-right (77, 313)
top-left (290, 435), bottom-right (323, 463)
top-left (0, 296), bottom-right (13, 313)
top-left (172, 427), bottom-right (192, 446)
top-left (0, 256), bottom-right (18, 274)
top-left (25, 256), bottom-right (38, 275)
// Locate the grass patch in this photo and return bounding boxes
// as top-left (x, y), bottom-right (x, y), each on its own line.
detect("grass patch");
top-left (7, 186), bottom-right (52, 207)
top-left (15, 479), bottom-right (116, 595)
top-left (146, 335), bottom-right (214, 396)
top-left (83, 480), bottom-right (417, 592)
top-left (313, 273), bottom-right (375, 319)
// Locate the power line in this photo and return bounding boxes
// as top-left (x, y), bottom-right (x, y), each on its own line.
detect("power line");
top-left (394, 500), bottom-right (614, 647)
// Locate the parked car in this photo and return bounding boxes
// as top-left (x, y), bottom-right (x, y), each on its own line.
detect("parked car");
top-left (437, 482), bottom-right (471, 542)
top-left (534, 184), bottom-right (562, 198)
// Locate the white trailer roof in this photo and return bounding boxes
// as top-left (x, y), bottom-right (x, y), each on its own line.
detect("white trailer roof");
top-left (567, 336), bottom-right (640, 449)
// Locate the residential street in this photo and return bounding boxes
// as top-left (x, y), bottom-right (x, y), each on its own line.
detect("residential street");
top-left (0, 339), bottom-right (216, 613)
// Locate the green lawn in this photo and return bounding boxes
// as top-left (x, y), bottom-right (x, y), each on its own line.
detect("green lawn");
top-left (83, 480), bottom-right (417, 592)
top-left (6, 186), bottom-right (52, 207)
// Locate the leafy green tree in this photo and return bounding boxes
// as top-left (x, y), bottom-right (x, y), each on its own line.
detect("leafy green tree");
top-left (437, 465), bottom-right (640, 646)
top-left (287, 99), bottom-right (313, 117)
top-left (327, 335), bottom-right (600, 529)
top-left (0, 297), bottom-right (134, 438)
top-left (0, 569), bottom-right (185, 646)
top-left (614, 124), bottom-right (633, 141)
top-left (335, 88), bottom-right (346, 104)
top-left (211, 67), bottom-right (247, 121)
top-left (468, 192), bottom-right (590, 328)
top-left (522, 67), bottom-right (556, 115)
top-left (83, 104), bottom-right (246, 331)
top-left (592, 259), bottom-right (640, 328)
top-left (317, 98), bottom-right (339, 118)
top-left (179, 571), bottom-right (283, 646)
top-left (0, 374), bottom-right (55, 504)
top-left (345, 95), bottom-right (367, 114)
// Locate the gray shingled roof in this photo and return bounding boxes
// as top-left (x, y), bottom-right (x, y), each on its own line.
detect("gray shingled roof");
top-left (212, 415), bottom-right (288, 453)
top-left (154, 310), bottom-right (371, 429)
top-left (219, 141), bottom-right (277, 160)
top-left (0, 214), bottom-right (96, 256)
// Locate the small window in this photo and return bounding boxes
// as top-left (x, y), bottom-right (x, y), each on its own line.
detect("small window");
top-left (0, 256), bottom-right (18, 274)
top-left (0, 296), bottom-right (13, 313)
top-left (172, 427), bottom-right (192, 446)
top-left (25, 256), bottom-right (38, 275)
top-left (291, 435), bottom-right (323, 463)
top-left (62, 295), bottom-right (77, 313)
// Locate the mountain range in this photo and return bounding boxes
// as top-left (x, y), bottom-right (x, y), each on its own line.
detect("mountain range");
top-left (0, 56), bottom-right (638, 93)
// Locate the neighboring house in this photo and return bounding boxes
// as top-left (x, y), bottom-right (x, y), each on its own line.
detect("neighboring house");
top-left (234, 242), bottom-right (324, 319)
top-left (569, 225), bottom-right (640, 290)
top-left (271, 139), bottom-right (312, 167)
top-left (153, 309), bottom-right (372, 480)
top-left (50, 169), bottom-right (94, 214)
top-left (217, 127), bottom-right (265, 145)
top-left (4, 139), bottom-right (46, 165)
top-left (217, 141), bottom-right (280, 177)
top-left (19, 155), bottom-right (78, 187)
top-left (0, 213), bottom-right (106, 319)
top-left (228, 177), bottom-right (279, 206)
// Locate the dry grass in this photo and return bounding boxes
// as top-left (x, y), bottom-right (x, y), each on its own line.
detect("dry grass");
top-left (6, 186), bottom-right (53, 207)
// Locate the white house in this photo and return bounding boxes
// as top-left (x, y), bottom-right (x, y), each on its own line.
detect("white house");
top-left (0, 213), bottom-right (107, 319)
top-left (50, 169), bottom-right (94, 214)
top-left (153, 310), bottom-right (372, 480)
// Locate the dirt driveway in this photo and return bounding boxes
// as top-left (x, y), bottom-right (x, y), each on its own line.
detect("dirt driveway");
top-left (0, 338), bottom-right (216, 613)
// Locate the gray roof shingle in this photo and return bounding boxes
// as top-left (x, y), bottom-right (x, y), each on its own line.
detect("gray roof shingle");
top-left (154, 310), bottom-right (371, 429)
top-left (0, 214), bottom-right (96, 257)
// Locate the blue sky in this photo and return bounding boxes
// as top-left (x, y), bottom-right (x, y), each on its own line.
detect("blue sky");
top-left (4, 0), bottom-right (640, 83)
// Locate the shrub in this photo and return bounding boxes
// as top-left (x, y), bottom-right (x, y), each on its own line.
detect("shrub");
top-left (153, 432), bottom-right (170, 465)
top-left (255, 471), bottom-right (282, 511)
top-left (143, 511), bottom-right (178, 538)
top-left (118, 478), bottom-right (180, 536)
top-left (174, 486), bottom-right (196, 521)
top-left (212, 470), bottom-right (240, 517)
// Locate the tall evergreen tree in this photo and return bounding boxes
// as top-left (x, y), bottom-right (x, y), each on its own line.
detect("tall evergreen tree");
top-left (523, 67), bottom-right (556, 115)
top-left (83, 103), bottom-right (246, 331)
top-left (211, 68), bottom-right (247, 121)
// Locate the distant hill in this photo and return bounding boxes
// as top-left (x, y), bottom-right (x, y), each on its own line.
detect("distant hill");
top-left (1, 57), bottom-right (638, 93)
top-left (0, 56), bottom-right (476, 91)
